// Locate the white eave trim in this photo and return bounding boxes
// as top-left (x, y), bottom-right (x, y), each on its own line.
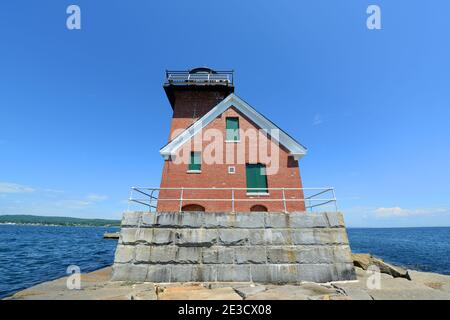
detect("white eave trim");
top-left (160, 93), bottom-right (307, 159)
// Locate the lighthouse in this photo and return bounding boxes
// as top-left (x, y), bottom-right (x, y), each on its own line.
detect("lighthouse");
top-left (112, 68), bottom-right (356, 284)
top-left (157, 67), bottom-right (308, 213)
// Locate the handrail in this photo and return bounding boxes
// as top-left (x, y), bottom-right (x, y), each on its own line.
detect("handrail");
top-left (132, 187), bottom-right (334, 191)
top-left (165, 70), bottom-right (234, 86)
top-left (127, 187), bottom-right (338, 213)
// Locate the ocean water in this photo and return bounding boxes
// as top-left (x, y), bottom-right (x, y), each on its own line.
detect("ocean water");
top-left (347, 227), bottom-right (450, 275)
top-left (0, 225), bottom-right (118, 299)
top-left (0, 225), bottom-right (449, 299)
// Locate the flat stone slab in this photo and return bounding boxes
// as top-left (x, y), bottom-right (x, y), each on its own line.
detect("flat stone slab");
top-left (332, 267), bottom-right (450, 300)
top-left (6, 265), bottom-right (450, 300)
top-left (338, 288), bottom-right (373, 300)
top-left (245, 284), bottom-right (339, 300)
top-left (6, 267), bottom-right (157, 300)
top-left (407, 270), bottom-right (450, 293)
top-left (233, 285), bottom-right (267, 298)
top-left (157, 285), bottom-right (242, 300)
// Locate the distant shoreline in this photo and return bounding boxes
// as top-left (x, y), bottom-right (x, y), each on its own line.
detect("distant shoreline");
top-left (0, 222), bottom-right (119, 228)
top-left (347, 225), bottom-right (450, 229)
top-left (0, 215), bottom-right (121, 227)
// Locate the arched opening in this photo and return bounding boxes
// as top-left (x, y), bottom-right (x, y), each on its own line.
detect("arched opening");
top-left (250, 204), bottom-right (268, 212)
top-left (181, 204), bottom-right (205, 212)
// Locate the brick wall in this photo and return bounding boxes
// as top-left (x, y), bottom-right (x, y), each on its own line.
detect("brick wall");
top-left (158, 90), bottom-right (305, 212)
top-left (168, 88), bottom-right (228, 138)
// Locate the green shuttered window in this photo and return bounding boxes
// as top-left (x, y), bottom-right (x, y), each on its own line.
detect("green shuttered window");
top-left (246, 163), bottom-right (268, 193)
top-left (226, 117), bottom-right (240, 141)
top-left (188, 152), bottom-right (201, 171)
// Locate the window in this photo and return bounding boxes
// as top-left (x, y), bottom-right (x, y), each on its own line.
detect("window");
top-left (181, 204), bottom-right (205, 212)
top-left (250, 204), bottom-right (268, 212)
top-left (226, 117), bottom-right (240, 141)
top-left (246, 163), bottom-right (268, 194)
top-left (188, 151), bottom-right (201, 172)
top-left (228, 166), bottom-right (236, 174)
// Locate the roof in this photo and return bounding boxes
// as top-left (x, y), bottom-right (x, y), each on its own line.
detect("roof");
top-left (159, 93), bottom-right (308, 160)
top-left (188, 67), bottom-right (217, 74)
top-left (163, 69), bottom-right (234, 109)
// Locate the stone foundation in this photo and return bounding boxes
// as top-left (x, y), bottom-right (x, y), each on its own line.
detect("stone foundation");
top-left (111, 211), bottom-right (356, 283)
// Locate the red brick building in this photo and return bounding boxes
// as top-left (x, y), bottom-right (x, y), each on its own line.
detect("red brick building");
top-left (157, 68), bottom-right (307, 212)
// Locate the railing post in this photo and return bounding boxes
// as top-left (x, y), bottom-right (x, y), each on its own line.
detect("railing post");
top-left (149, 189), bottom-right (155, 213)
top-left (282, 188), bottom-right (287, 213)
top-left (331, 188), bottom-right (338, 212)
top-left (127, 188), bottom-right (134, 213)
top-left (231, 188), bottom-right (235, 213)
top-left (179, 187), bottom-right (184, 212)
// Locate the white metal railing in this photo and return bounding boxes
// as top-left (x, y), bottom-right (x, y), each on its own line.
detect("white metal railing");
top-left (127, 187), bottom-right (338, 213)
top-left (165, 70), bottom-right (234, 85)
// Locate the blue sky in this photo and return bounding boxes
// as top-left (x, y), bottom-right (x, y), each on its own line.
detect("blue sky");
top-left (0, 1), bottom-right (449, 227)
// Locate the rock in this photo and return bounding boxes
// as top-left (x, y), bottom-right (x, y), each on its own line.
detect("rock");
top-left (146, 265), bottom-right (171, 282)
top-left (114, 245), bottom-right (134, 263)
top-left (7, 264), bottom-right (450, 300)
top-left (233, 285), bottom-right (267, 299)
top-left (149, 246), bottom-right (178, 263)
top-left (338, 288), bottom-right (373, 300)
top-left (202, 247), bottom-right (235, 264)
top-left (266, 246), bottom-right (352, 264)
top-left (235, 247), bottom-right (266, 264)
top-left (155, 212), bottom-right (204, 228)
top-left (407, 270), bottom-right (450, 293)
top-left (324, 295), bottom-right (352, 300)
top-left (177, 247), bottom-right (203, 263)
top-left (122, 212), bottom-right (142, 227)
top-left (175, 229), bottom-right (218, 246)
top-left (6, 267), bottom-right (158, 300)
top-left (352, 253), bottom-right (372, 269)
top-left (245, 286), bottom-right (309, 300)
top-left (152, 229), bottom-right (174, 245)
top-left (99, 283), bottom-right (157, 300)
top-left (297, 282), bottom-right (339, 295)
top-left (111, 264), bottom-right (148, 282)
top-left (325, 212), bottom-right (345, 228)
top-left (289, 212), bottom-right (329, 228)
top-left (333, 267), bottom-right (450, 300)
top-left (353, 266), bottom-right (393, 280)
top-left (234, 212), bottom-right (266, 228)
top-left (367, 277), bottom-right (450, 300)
top-left (157, 285), bottom-right (242, 300)
top-left (218, 229), bottom-right (249, 245)
top-left (249, 263), bottom-right (355, 284)
top-left (245, 283), bottom-right (340, 300)
top-left (205, 282), bottom-right (250, 289)
top-left (129, 284), bottom-right (158, 300)
top-left (79, 267), bottom-right (114, 284)
top-left (352, 253), bottom-right (409, 279)
top-left (170, 265), bottom-right (217, 282)
top-left (217, 265), bottom-right (251, 282)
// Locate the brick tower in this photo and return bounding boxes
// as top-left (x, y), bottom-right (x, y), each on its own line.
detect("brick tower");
top-left (157, 67), bottom-right (307, 213)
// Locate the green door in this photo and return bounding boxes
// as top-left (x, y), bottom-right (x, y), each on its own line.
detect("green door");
top-left (246, 164), bottom-right (268, 193)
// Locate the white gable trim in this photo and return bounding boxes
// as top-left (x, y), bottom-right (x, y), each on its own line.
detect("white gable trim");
top-left (160, 93), bottom-right (307, 160)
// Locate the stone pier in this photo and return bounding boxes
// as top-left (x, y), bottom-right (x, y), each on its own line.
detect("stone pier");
top-left (111, 211), bottom-right (356, 283)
